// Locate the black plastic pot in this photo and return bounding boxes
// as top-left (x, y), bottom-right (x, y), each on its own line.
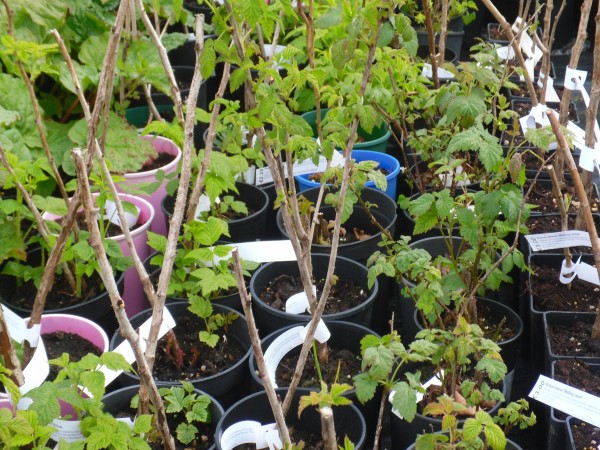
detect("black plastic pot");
top-left (249, 254), bottom-right (379, 335)
top-left (247, 321), bottom-right (381, 445)
top-left (109, 301), bottom-right (252, 409)
top-left (566, 415), bottom-right (596, 450)
top-left (102, 384), bottom-right (224, 450)
top-left (276, 186), bottom-right (398, 264)
top-left (396, 236), bottom-right (515, 343)
top-left (215, 388), bottom-right (367, 450)
top-left (0, 248), bottom-right (125, 335)
top-left (544, 311), bottom-right (600, 373)
top-left (528, 253), bottom-right (599, 374)
top-left (390, 378), bottom-right (507, 450)
top-left (416, 30), bottom-right (465, 60)
top-left (416, 44), bottom-right (458, 64)
top-left (413, 297), bottom-right (523, 375)
top-left (406, 436), bottom-right (524, 449)
top-left (547, 360), bottom-right (600, 450)
top-left (161, 181), bottom-right (269, 242)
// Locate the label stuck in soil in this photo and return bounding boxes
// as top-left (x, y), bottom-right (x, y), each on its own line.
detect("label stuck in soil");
top-left (524, 230), bottom-right (591, 251)
top-left (220, 420), bottom-right (282, 450)
top-left (254, 150), bottom-right (344, 186)
top-left (530, 375), bottom-right (600, 428)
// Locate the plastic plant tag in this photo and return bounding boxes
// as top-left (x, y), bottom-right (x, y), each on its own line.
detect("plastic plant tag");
top-left (242, 166), bottom-right (256, 184)
top-left (51, 418), bottom-right (84, 443)
top-left (100, 307), bottom-right (176, 388)
top-left (235, 241), bottom-right (296, 263)
top-left (1, 304), bottom-right (41, 346)
top-left (525, 230), bottom-right (592, 252)
top-left (194, 194), bottom-right (213, 220)
top-left (254, 150), bottom-right (344, 186)
top-left (519, 114), bottom-right (537, 135)
top-left (285, 285), bottom-right (317, 314)
top-left (389, 371), bottom-right (443, 419)
top-left (529, 104), bottom-right (547, 126)
top-left (104, 199), bottom-right (139, 229)
top-left (518, 31), bottom-right (542, 63)
top-left (496, 46), bottom-right (515, 60)
top-left (421, 64), bottom-right (455, 80)
top-left (567, 121), bottom-right (587, 151)
top-left (530, 375), bottom-right (600, 428)
top-left (220, 421), bottom-right (283, 450)
top-left (564, 67), bottom-right (588, 90)
top-left (520, 58), bottom-right (536, 81)
top-left (263, 321), bottom-right (331, 388)
top-left (559, 258), bottom-right (577, 284)
top-left (578, 145), bottom-right (599, 172)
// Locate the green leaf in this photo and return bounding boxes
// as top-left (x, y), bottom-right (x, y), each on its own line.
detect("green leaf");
top-left (390, 382), bottom-right (417, 422)
top-left (445, 92), bottom-right (486, 124)
top-left (463, 417), bottom-right (482, 441)
top-left (32, 195), bottom-right (68, 216)
top-left (132, 414), bottom-right (152, 434)
top-left (484, 422), bottom-right (506, 450)
top-left (199, 330), bottom-right (220, 348)
top-left (199, 40), bottom-right (216, 80)
top-left (362, 345), bottom-right (393, 380)
top-left (146, 231), bottom-right (168, 253)
top-left (353, 372), bottom-right (378, 404)
top-left (241, 0), bottom-right (266, 28)
top-left (314, 6), bottom-right (342, 29)
top-left (475, 357), bottom-right (507, 383)
top-left (188, 295), bottom-right (213, 319)
top-left (176, 423), bottom-right (198, 445)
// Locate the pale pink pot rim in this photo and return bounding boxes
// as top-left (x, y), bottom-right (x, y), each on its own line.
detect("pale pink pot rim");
top-left (39, 313), bottom-right (109, 352)
top-left (123, 135), bottom-right (182, 181)
top-left (42, 193), bottom-right (155, 242)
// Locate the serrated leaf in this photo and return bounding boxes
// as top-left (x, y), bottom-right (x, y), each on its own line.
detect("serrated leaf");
top-left (146, 231), bottom-right (168, 253)
top-left (484, 422), bottom-right (506, 450)
top-left (463, 417), bottom-right (482, 441)
top-left (390, 382), bottom-right (417, 422)
top-left (199, 40), bottom-right (216, 80)
top-left (353, 372), bottom-right (378, 404)
top-left (133, 414), bottom-right (152, 434)
top-left (188, 295), bottom-right (213, 319)
top-left (199, 330), bottom-right (219, 348)
top-left (445, 93), bottom-right (486, 124)
top-left (475, 357), bottom-right (507, 383)
top-left (362, 345), bottom-right (393, 380)
top-left (314, 6), bottom-right (342, 28)
top-left (176, 423), bottom-right (198, 445)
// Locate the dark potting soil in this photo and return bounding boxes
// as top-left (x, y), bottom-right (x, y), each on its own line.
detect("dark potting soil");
top-left (259, 274), bottom-right (368, 315)
top-left (141, 152), bottom-right (176, 172)
top-left (568, 419), bottom-right (600, 450)
top-left (6, 271), bottom-right (109, 308)
top-left (529, 263), bottom-right (600, 312)
top-left (512, 99), bottom-right (578, 122)
top-left (146, 314), bottom-right (246, 381)
top-left (488, 24), bottom-right (507, 41)
top-left (75, 210), bottom-right (143, 237)
top-left (113, 403), bottom-right (215, 449)
top-left (553, 359), bottom-right (600, 421)
top-left (233, 427), bottom-right (327, 449)
top-left (45, 331), bottom-right (102, 381)
top-left (547, 320), bottom-right (600, 358)
top-left (276, 347), bottom-right (361, 388)
top-left (526, 179), bottom-right (600, 215)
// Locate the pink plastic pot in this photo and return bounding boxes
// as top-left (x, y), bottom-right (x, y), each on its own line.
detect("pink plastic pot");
top-left (43, 193), bottom-right (155, 319)
top-left (40, 313), bottom-right (109, 352)
top-left (118, 135), bottom-right (181, 236)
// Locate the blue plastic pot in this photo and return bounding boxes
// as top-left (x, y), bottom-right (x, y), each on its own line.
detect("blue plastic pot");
top-left (296, 150), bottom-right (401, 199)
top-left (301, 108), bottom-right (391, 152)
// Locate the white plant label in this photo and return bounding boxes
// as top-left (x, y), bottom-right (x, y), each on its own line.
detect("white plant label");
top-left (578, 145), bottom-right (600, 173)
top-left (524, 230), bottom-right (592, 252)
top-left (235, 241), bottom-right (296, 263)
top-left (557, 256), bottom-right (600, 287)
top-left (496, 46), bottom-right (515, 60)
top-left (0, 305), bottom-right (48, 408)
top-left (568, 121), bottom-right (588, 151)
top-left (101, 307), bottom-right (176, 387)
top-left (51, 418), bottom-right (84, 443)
top-left (220, 421), bottom-right (283, 450)
top-left (564, 66), bottom-right (588, 90)
top-left (194, 194), bottom-right (213, 220)
top-left (1, 304), bottom-right (41, 346)
top-left (254, 150), bottom-right (344, 186)
top-left (263, 322), bottom-right (331, 388)
top-left (530, 375), bottom-right (600, 428)
top-left (104, 200), bottom-right (139, 229)
top-left (285, 287), bottom-right (316, 314)
top-left (421, 64), bottom-right (455, 80)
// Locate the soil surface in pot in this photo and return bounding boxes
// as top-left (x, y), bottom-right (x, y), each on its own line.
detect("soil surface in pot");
top-left (569, 418), bottom-right (600, 450)
top-left (233, 427), bottom-right (326, 449)
top-left (113, 402), bottom-right (215, 449)
top-left (529, 263), bottom-right (600, 312)
top-left (509, 83), bottom-right (565, 102)
top-left (140, 314), bottom-right (246, 381)
top-left (488, 24), bottom-right (507, 41)
top-left (276, 347), bottom-right (361, 388)
top-left (526, 179), bottom-right (599, 215)
top-left (512, 99), bottom-right (578, 122)
top-left (259, 274), bottom-right (368, 314)
top-left (547, 320), bottom-right (600, 358)
top-left (45, 331), bottom-right (102, 381)
top-left (553, 359), bottom-right (600, 421)
top-left (6, 271), bottom-right (111, 308)
top-left (75, 210), bottom-right (143, 237)
top-left (140, 152), bottom-right (177, 172)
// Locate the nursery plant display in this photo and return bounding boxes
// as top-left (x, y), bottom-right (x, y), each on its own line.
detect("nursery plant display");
top-left (3, 0), bottom-right (600, 449)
